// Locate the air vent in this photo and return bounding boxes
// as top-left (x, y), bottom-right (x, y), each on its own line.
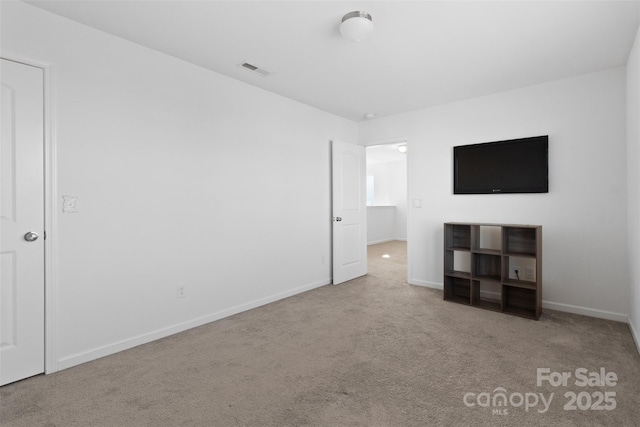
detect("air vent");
top-left (238, 61), bottom-right (272, 77)
top-left (241, 62), bottom-right (258, 71)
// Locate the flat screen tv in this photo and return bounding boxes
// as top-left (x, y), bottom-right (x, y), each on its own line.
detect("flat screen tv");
top-left (454, 136), bottom-right (548, 194)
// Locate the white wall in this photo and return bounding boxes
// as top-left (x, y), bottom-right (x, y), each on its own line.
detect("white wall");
top-left (367, 162), bottom-right (395, 206)
top-left (367, 207), bottom-right (396, 245)
top-left (627, 22), bottom-right (640, 349)
top-left (389, 161), bottom-right (408, 241)
top-left (1, 2), bottom-right (357, 370)
top-left (360, 67), bottom-right (629, 320)
top-left (366, 156), bottom-right (407, 243)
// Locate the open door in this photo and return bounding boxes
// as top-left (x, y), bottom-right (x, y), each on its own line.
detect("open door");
top-left (331, 140), bottom-right (367, 285)
top-left (0, 58), bottom-right (45, 385)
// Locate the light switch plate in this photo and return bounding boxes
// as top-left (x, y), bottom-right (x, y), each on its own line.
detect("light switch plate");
top-left (62, 195), bottom-right (79, 213)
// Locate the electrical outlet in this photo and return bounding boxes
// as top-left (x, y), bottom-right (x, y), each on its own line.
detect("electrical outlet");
top-left (177, 284), bottom-right (186, 299)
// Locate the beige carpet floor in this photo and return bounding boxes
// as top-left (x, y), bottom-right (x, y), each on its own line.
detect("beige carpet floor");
top-left (1, 240), bottom-right (639, 426)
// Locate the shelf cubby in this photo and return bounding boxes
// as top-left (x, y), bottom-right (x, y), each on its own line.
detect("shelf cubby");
top-left (503, 226), bottom-right (538, 257)
top-left (444, 248), bottom-right (471, 279)
top-left (503, 286), bottom-right (538, 319)
top-left (472, 253), bottom-right (501, 282)
top-left (444, 276), bottom-right (471, 305)
top-left (471, 280), bottom-right (502, 312)
top-left (445, 223), bottom-right (471, 250)
top-left (471, 225), bottom-right (502, 252)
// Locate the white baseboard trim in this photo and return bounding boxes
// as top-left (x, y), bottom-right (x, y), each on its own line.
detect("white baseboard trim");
top-left (367, 238), bottom-right (395, 245)
top-left (367, 238), bottom-right (407, 246)
top-left (408, 278), bottom-right (443, 290)
top-left (57, 278), bottom-right (330, 371)
top-left (627, 316), bottom-right (640, 356)
top-left (541, 300), bottom-right (628, 323)
top-left (409, 279), bottom-right (630, 323)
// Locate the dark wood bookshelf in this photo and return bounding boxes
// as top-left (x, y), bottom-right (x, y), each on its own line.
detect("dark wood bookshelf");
top-left (443, 222), bottom-right (542, 320)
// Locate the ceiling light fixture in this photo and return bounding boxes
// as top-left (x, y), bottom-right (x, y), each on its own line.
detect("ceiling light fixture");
top-left (398, 145), bottom-right (408, 154)
top-left (340, 11), bottom-right (373, 42)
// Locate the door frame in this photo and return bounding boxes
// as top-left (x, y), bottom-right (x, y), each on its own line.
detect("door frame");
top-left (2, 53), bottom-right (58, 375)
top-left (363, 137), bottom-right (410, 283)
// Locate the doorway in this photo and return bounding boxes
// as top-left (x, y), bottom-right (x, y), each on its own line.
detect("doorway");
top-left (365, 141), bottom-right (408, 279)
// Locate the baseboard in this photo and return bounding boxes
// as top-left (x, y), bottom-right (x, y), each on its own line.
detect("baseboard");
top-left (541, 300), bottom-right (628, 323)
top-left (368, 238), bottom-right (395, 245)
top-left (628, 316), bottom-right (640, 356)
top-left (410, 279), bottom-right (629, 323)
top-left (367, 238), bottom-right (407, 246)
top-left (56, 278), bottom-right (331, 371)
top-left (408, 278), bottom-right (443, 290)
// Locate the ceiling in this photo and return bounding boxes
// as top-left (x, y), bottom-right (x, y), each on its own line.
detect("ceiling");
top-left (26, 0), bottom-right (640, 122)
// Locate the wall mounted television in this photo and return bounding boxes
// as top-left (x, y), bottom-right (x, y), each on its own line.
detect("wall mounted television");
top-left (453, 135), bottom-right (548, 194)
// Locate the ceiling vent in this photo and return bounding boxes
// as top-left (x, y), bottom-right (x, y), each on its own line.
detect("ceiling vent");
top-left (238, 62), bottom-right (272, 77)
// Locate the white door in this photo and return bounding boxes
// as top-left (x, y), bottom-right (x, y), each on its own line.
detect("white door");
top-left (332, 140), bottom-right (367, 284)
top-left (0, 58), bottom-right (45, 386)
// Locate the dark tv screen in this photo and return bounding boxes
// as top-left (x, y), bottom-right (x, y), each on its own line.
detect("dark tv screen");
top-left (454, 136), bottom-right (548, 194)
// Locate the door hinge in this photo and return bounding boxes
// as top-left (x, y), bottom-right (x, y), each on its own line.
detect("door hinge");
top-left (44, 230), bottom-right (47, 240)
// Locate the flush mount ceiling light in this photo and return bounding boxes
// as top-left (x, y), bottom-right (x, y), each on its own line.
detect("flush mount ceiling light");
top-left (340, 11), bottom-right (373, 42)
top-left (398, 144), bottom-right (408, 154)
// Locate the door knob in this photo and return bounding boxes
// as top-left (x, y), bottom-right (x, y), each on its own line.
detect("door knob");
top-left (24, 232), bottom-right (39, 242)
top-left (335, 217), bottom-right (342, 222)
